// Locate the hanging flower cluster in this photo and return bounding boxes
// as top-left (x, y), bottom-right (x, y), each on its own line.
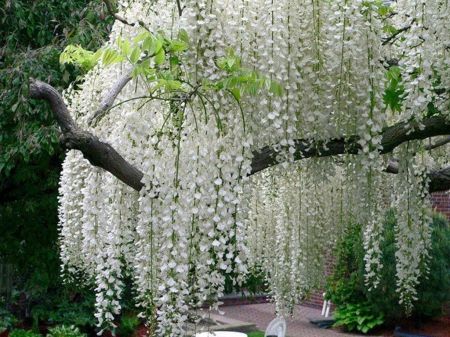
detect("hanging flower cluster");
top-left (392, 142), bottom-right (432, 313)
top-left (56, 0), bottom-right (449, 335)
top-left (246, 159), bottom-right (346, 315)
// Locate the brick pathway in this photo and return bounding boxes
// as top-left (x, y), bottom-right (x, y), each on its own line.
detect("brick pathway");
top-left (219, 303), bottom-right (385, 337)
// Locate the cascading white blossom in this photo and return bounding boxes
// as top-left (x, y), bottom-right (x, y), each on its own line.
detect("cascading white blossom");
top-left (56, 0), bottom-right (449, 335)
top-left (392, 142), bottom-right (432, 313)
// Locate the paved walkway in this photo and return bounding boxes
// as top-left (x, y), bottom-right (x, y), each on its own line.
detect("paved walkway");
top-left (219, 303), bottom-right (385, 337)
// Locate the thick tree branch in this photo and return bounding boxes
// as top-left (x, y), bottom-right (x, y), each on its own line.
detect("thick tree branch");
top-left (425, 136), bottom-right (450, 151)
top-left (30, 79), bottom-right (144, 191)
top-left (429, 167), bottom-right (450, 193)
top-left (250, 116), bottom-right (450, 175)
top-left (385, 160), bottom-right (450, 193)
top-left (30, 79), bottom-right (450, 193)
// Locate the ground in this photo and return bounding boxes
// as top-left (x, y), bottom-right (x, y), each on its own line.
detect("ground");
top-left (220, 303), bottom-right (450, 337)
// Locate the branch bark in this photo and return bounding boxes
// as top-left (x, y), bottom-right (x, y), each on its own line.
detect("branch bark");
top-left (88, 72), bottom-right (132, 125)
top-left (250, 116), bottom-right (450, 175)
top-left (425, 136), bottom-right (450, 151)
top-left (385, 160), bottom-right (450, 193)
top-left (30, 79), bottom-right (144, 191)
top-left (30, 79), bottom-right (450, 193)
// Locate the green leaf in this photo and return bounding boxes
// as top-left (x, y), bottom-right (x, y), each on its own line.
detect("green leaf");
top-left (177, 29), bottom-right (189, 44)
top-left (129, 46), bottom-right (141, 64)
top-left (60, 45), bottom-right (100, 71)
top-left (102, 49), bottom-right (123, 66)
top-left (229, 88), bottom-right (241, 101)
top-left (143, 36), bottom-right (155, 54)
top-left (170, 55), bottom-right (180, 67)
top-left (217, 57), bottom-right (228, 71)
top-left (133, 30), bottom-right (150, 43)
top-left (118, 38), bottom-right (131, 56)
top-left (154, 38), bottom-right (164, 55)
top-left (11, 101), bottom-right (20, 112)
top-left (269, 81), bottom-right (284, 96)
top-left (169, 40), bottom-right (188, 53)
top-left (154, 49), bottom-right (165, 65)
top-left (227, 57), bottom-right (236, 69)
top-left (165, 80), bottom-right (181, 91)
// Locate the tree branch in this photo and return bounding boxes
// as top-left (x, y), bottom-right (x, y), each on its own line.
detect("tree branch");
top-left (176, 0), bottom-right (184, 17)
top-left (88, 72), bottom-right (132, 125)
top-left (102, 0), bottom-right (150, 31)
top-left (30, 79), bottom-right (450, 193)
top-left (250, 116), bottom-right (450, 175)
top-left (429, 167), bottom-right (450, 193)
top-left (103, 0), bottom-right (132, 26)
top-left (425, 136), bottom-right (450, 151)
top-left (385, 160), bottom-right (449, 193)
top-left (30, 79), bottom-right (144, 191)
top-left (382, 19), bottom-right (415, 45)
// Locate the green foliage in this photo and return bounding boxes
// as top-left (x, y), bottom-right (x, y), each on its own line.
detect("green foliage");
top-left (47, 325), bottom-right (86, 337)
top-left (0, 0), bottom-right (111, 328)
top-left (9, 330), bottom-right (41, 337)
top-left (384, 66), bottom-right (405, 112)
top-left (116, 313), bottom-right (140, 337)
top-left (327, 212), bottom-right (450, 332)
top-left (61, 30), bottom-right (283, 109)
top-left (67, 30), bottom-right (283, 137)
top-left (223, 266), bottom-right (267, 296)
top-left (246, 332), bottom-right (264, 337)
top-left (30, 290), bottom-right (96, 329)
top-left (414, 214), bottom-right (450, 317)
top-left (0, 306), bottom-right (18, 332)
top-left (333, 302), bottom-right (384, 334)
top-left (60, 45), bottom-right (103, 71)
top-left (214, 49), bottom-right (284, 100)
top-left (61, 29), bottom-right (186, 90)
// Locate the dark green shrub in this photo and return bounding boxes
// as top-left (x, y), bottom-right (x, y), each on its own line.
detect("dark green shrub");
top-left (224, 266), bottom-right (267, 296)
top-left (30, 290), bottom-right (96, 329)
top-left (333, 302), bottom-right (384, 333)
top-left (9, 329), bottom-right (41, 337)
top-left (46, 325), bottom-right (86, 337)
top-left (327, 212), bottom-right (450, 332)
top-left (0, 306), bottom-right (18, 332)
top-left (116, 314), bottom-right (140, 337)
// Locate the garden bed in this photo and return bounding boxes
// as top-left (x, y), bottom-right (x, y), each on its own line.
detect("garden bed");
top-left (367, 316), bottom-right (450, 337)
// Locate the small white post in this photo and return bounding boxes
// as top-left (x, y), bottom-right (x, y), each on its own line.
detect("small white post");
top-left (325, 301), bottom-right (331, 318)
top-left (321, 293), bottom-right (327, 316)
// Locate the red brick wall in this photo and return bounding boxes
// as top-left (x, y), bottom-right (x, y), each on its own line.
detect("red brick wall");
top-left (302, 191), bottom-right (450, 310)
top-left (302, 252), bottom-right (336, 309)
top-left (431, 192), bottom-right (450, 219)
top-left (431, 192), bottom-right (450, 316)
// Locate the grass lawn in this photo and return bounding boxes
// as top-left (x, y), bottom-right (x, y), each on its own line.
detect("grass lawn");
top-left (247, 332), bottom-right (264, 337)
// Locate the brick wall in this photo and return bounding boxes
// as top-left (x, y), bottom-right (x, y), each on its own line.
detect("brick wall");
top-left (431, 192), bottom-right (450, 316)
top-left (302, 251), bottom-right (336, 310)
top-left (431, 192), bottom-right (450, 219)
top-left (302, 191), bottom-right (450, 311)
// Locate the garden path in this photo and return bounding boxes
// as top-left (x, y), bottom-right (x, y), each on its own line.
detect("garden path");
top-left (218, 303), bottom-right (385, 337)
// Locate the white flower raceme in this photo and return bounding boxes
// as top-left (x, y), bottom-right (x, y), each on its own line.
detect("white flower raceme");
top-left (392, 142), bottom-right (432, 313)
top-left (57, 0), bottom-right (448, 335)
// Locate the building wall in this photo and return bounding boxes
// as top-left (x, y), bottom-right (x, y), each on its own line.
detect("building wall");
top-left (431, 192), bottom-right (450, 219)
